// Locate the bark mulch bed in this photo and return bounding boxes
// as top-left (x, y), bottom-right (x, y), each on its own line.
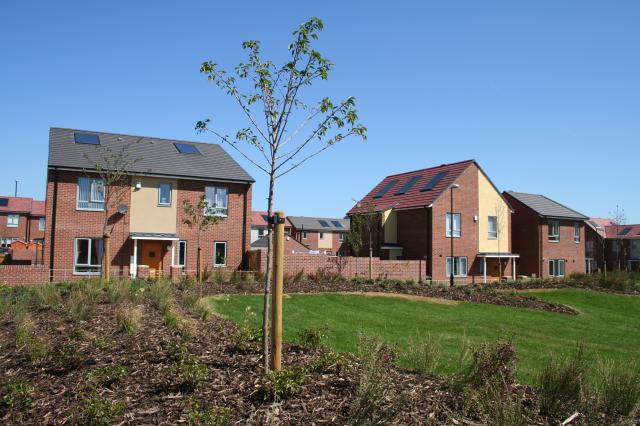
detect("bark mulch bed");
top-left (206, 280), bottom-right (580, 315)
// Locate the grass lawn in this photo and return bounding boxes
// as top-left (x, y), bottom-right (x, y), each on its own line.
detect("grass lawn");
top-left (208, 289), bottom-right (640, 384)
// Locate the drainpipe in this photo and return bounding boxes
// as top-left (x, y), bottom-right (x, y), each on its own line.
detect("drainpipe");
top-left (538, 217), bottom-right (543, 278)
top-left (48, 168), bottom-right (59, 281)
top-left (241, 183), bottom-right (249, 269)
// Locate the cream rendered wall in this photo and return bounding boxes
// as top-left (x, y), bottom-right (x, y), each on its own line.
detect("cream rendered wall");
top-left (382, 209), bottom-right (397, 244)
top-left (318, 231), bottom-right (333, 249)
top-left (130, 177), bottom-right (178, 234)
top-left (477, 170), bottom-right (510, 253)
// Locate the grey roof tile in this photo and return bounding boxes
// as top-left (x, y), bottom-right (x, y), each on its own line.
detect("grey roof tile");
top-left (287, 216), bottom-right (350, 232)
top-left (48, 127), bottom-right (254, 183)
top-left (506, 191), bottom-right (587, 220)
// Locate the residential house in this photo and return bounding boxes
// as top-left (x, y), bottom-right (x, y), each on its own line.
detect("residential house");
top-left (584, 218), bottom-right (614, 273)
top-left (288, 216), bottom-right (350, 256)
top-left (604, 223), bottom-right (640, 272)
top-left (250, 234), bottom-right (311, 253)
top-left (44, 128), bottom-right (253, 281)
top-left (503, 191), bottom-right (587, 278)
top-left (250, 211), bottom-right (292, 243)
top-left (0, 196), bottom-right (46, 251)
top-left (348, 160), bottom-right (517, 282)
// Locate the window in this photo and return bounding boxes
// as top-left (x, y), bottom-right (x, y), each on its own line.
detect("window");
top-left (446, 213), bottom-right (461, 237)
top-left (77, 177), bottom-right (105, 210)
top-left (38, 217), bottom-right (45, 231)
top-left (1, 238), bottom-right (17, 248)
top-left (7, 214), bottom-right (19, 227)
top-left (174, 143), bottom-right (201, 154)
top-left (204, 186), bottom-right (228, 216)
top-left (302, 231), bottom-right (308, 239)
top-left (0, 198), bottom-right (8, 207)
top-left (611, 240), bottom-right (620, 253)
top-left (319, 232), bottom-right (325, 240)
top-left (339, 233), bottom-right (345, 242)
top-left (258, 228), bottom-right (265, 237)
top-left (74, 133), bottom-right (100, 145)
top-left (446, 257), bottom-right (468, 277)
top-left (574, 222), bottom-right (580, 243)
top-left (548, 220), bottom-right (560, 242)
top-left (488, 216), bottom-right (498, 239)
top-left (34, 239), bottom-right (44, 245)
top-left (158, 183), bottom-right (172, 206)
top-left (74, 238), bottom-right (103, 275)
top-left (549, 259), bottom-right (565, 277)
top-left (214, 241), bottom-right (227, 267)
top-left (176, 240), bottom-right (187, 267)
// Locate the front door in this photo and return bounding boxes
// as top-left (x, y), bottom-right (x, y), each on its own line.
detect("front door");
top-left (140, 241), bottom-right (164, 277)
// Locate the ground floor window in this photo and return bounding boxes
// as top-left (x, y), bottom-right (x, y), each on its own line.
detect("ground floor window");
top-left (176, 240), bottom-right (187, 267)
top-left (1, 237), bottom-right (17, 249)
top-left (214, 241), bottom-right (227, 267)
top-left (74, 238), bottom-right (103, 275)
top-left (549, 259), bottom-right (565, 277)
top-left (446, 256), bottom-right (468, 277)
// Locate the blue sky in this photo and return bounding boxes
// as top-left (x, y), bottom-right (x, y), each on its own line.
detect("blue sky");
top-left (1, 1), bottom-right (639, 221)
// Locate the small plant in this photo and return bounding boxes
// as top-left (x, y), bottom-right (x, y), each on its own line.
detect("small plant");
top-left (186, 400), bottom-right (231, 426)
top-left (87, 365), bottom-right (131, 387)
top-left (164, 309), bottom-right (180, 328)
top-left (258, 368), bottom-right (307, 402)
top-left (174, 360), bottom-right (209, 390)
top-left (210, 269), bottom-right (227, 285)
top-left (595, 359), bottom-right (640, 417)
top-left (27, 337), bottom-right (48, 362)
top-left (147, 280), bottom-right (173, 312)
top-left (177, 275), bottom-right (197, 291)
top-left (50, 343), bottom-right (84, 372)
top-left (115, 305), bottom-right (142, 334)
top-left (537, 344), bottom-right (586, 419)
top-left (231, 322), bottom-right (260, 352)
top-left (106, 279), bottom-right (131, 304)
top-left (229, 271), bottom-right (240, 285)
top-left (83, 394), bottom-right (125, 426)
top-left (93, 334), bottom-right (111, 349)
top-left (68, 288), bottom-right (96, 322)
top-left (295, 326), bottom-right (328, 349)
top-left (2, 377), bottom-right (36, 408)
top-left (291, 269), bottom-right (306, 284)
top-left (192, 299), bottom-right (212, 322)
top-left (243, 272), bottom-right (256, 284)
top-left (164, 339), bottom-right (191, 364)
top-left (7, 295), bottom-right (29, 324)
top-left (456, 340), bottom-right (517, 390)
top-left (399, 334), bottom-right (441, 375)
top-left (15, 317), bottom-right (34, 348)
top-left (307, 351), bottom-right (352, 375)
top-left (32, 283), bottom-right (63, 309)
top-left (351, 276), bottom-right (366, 285)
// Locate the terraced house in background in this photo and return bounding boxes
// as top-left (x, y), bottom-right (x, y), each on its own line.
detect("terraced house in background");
top-left (288, 216), bottom-right (350, 256)
top-left (0, 196), bottom-right (45, 251)
top-left (44, 128), bottom-right (253, 281)
top-left (348, 160), bottom-right (518, 283)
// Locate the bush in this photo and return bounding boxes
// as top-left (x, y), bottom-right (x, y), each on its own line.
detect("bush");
top-left (15, 317), bottom-right (34, 348)
top-left (351, 276), bottom-right (366, 285)
top-left (175, 360), bottom-right (209, 390)
top-left (192, 299), bottom-right (212, 322)
top-left (229, 271), bottom-right (240, 285)
top-left (147, 280), bottom-right (173, 312)
top-left (537, 345), bottom-right (586, 419)
top-left (115, 305), bottom-right (142, 334)
top-left (295, 326), bottom-right (328, 349)
top-left (32, 284), bottom-right (62, 309)
top-left (2, 377), bottom-right (36, 408)
top-left (456, 340), bottom-right (517, 389)
top-left (83, 394), bottom-right (125, 426)
top-left (259, 368), bottom-right (307, 402)
top-left (231, 321), bottom-right (260, 352)
top-left (463, 378), bottom-right (527, 426)
top-left (68, 288), bottom-right (96, 322)
top-left (399, 334), bottom-right (441, 375)
top-left (177, 275), bottom-right (197, 291)
top-left (595, 359), bottom-right (640, 417)
top-left (307, 351), bottom-right (352, 375)
top-left (106, 280), bottom-right (132, 304)
top-left (210, 269), bottom-right (227, 285)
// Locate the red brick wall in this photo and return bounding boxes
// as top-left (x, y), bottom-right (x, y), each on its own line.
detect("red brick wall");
top-left (505, 194), bottom-right (542, 277)
top-left (28, 216), bottom-right (45, 241)
top-left (541, 218), bottom-right (585, 277)
top-left (0, 212), bottom-right (29, 241)
top-left (396, 208), bottom-right (430, 262)
top-left (291, 229), bottom-right (348, 255)
top-left (0, 265), bottom-right (49, 285)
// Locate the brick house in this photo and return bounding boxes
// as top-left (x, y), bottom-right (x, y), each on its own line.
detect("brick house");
top-left (348, 160), bottom-right (517, 282)
top-left (584, 218), bottom-right (614, 273)
top-left (0, 196), bottom-right (46, 251)
top-left (287, 216), bottom-right (350, 256)
top-left (604, 223), bottom-right (640, 272)
top-left (503, 191), bottom-right (587, 278)
top-left (44, 128), bottom-right (253, 281)
top-left (250, 211), bottom-right (293, 243)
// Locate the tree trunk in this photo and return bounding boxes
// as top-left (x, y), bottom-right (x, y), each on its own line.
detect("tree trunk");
top-left (369, 246), bottom-right (373, 280)
top-left (262, 170), bottom-right (276, 372)
top-left (103, 234), bottom-right (110, 280)
top-left (197, 246), bottom-right (202, 283)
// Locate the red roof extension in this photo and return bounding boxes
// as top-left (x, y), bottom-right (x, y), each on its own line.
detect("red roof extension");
top-left (605, 224), bottom-right (640, 239)
top-left (251, 211), bottom-right (293, 229)
top-left (0, 196), bottom-right (35, 213)
top-left (348, 160), bottom-right (475, 214)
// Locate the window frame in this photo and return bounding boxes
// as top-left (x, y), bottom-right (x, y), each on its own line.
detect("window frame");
top-left (487, 216), bottom-right (498, 239)
top-left (7, 214), bottom-right (19, 227)
top-left (158, 183), bottom-right (172, 207)
top-left (302, 231), bottom-right (308, 239)
top-left (339, 232), bottom-right (345, 242)
top-left (573, 222), bottom-right (580, 243)
top-left (214, 241), bottom-right (227, 267)
top-left (77, 177), bottom-right (106, 211)
top-left (204, 186), bottom-right (229, 217)
top-left (548, 220), bottom-right (560, 242)
top-left (446, 256), bottom-right (468, 277)
top-left (446, 212), bottom-right (461, 238)
top-left (38, 217), bottom-right (45, 231)
top-left (549, 259), bottom-right (566, 277)
top-left (176, 240), bottom-right (187, 267)
top-left (74, 237), bottom-right (103, 275)
top-left (319, 232), bottom-right (325, 240)
top-left (258, 228), bottom-right (265, 237)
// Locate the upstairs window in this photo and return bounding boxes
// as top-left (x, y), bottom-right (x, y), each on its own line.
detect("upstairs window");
top-left (339, 233), bottom-right (345, 242)
top-left (77, 177), bottom-right (105, 210)
top-left (204, 186), bottom-right (228, 217)
top-left (302, 231), bottom-right (308, 239)
top-left (158, 183), bottom-right (172, 206)
top-left (7, 214), bottom-right (19, 227)
top-left (574, 222), bottom-right (580, 243)
top-left (74, 238), bottom-right (103, 275)
top-left (488, 216), bottom-right (498, 239)
top-left (38, 217), bottom-right (45, 231)
top-left (446, 213), bottom-right (461, 238)
top-left (548, 220), bottom-right (560, 242)
top-left (258, 228), bottom-right (265, 237)
top-left (319, 232), bottom-right (325, 240)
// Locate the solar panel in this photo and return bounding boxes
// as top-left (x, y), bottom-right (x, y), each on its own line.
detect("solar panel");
top-left (619, 227), bottom-right (632, 236)
top-left (318, 220), bottom-right (330, 228)
top-left (420, 171), bottom-right (449, 192)
top-left (395, 175), bottom-right (422, 195)
top-left (373, 180), bottom-right (398, 198)
top-left (331, 220), bottom-right (343, 228)
top-left (74, 133), bottom-right (100, 145)
top-left (174, 143), bottom-right (201, 154)
top-left (0, 198), bottom-right (8, 207)
top-left (588, 220), bottom-right (601, 229)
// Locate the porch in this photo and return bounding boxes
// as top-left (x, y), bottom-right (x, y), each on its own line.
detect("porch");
top-left (477, 252), bottom-right (520, 283)
top-left (129, 232), bottom-right (180, 279)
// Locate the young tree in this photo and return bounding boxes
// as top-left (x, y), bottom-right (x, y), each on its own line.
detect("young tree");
top-left (196, 18), bottom-right (366, 371)
top-left (84, 144), bottom-right (141, 280)
top-left (610, 205), bottom-right (627, 271)
top-left (346, 218), bottom-right (363, 276)
top-left (182, 196), bottom-right (223, 283)
top-left (494, 202), bottom-right (508, 280)
top-left (349, 203), bottom-right (381, 280)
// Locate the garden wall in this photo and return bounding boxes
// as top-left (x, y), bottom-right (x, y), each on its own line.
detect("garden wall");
top-left (249, 250), bottom-right (426, 281)
top-left (0, 265), bottom-right (49, 286)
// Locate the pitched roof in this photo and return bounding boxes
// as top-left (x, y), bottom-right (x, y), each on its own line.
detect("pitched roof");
top-left (604, 224), bottom-right (640, 239)
top-left (505, 191), bottom-right (588, 220)
top-left (30, 201), bottom-right (45, 216)
top-left (0, 196), bottom-right (45, 215)
top-left (287, 216), bottom-right (350, 232)
top-left (251, 211), bottom-right (292, 228)
top-left (250, 235), bottom-right (311, 252)
top-left (48, 127), bottom-right (254, 183)
top-left (348, 160), bottom-right (475, 214)
top-left (585, 218), bottom-right (615, 238)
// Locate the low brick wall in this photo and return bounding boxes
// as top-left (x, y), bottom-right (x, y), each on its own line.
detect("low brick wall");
top-left (251, 250), bottom-right (426, 281)
top-left (0, 265), bottom-right (49, 286)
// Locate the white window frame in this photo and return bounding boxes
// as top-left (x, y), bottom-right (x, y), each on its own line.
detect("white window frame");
top-left (74, 237), bottom-right (103, 275)
top-left (488, 216), bottom-right (498, 239)
top-left (204, 186), bottom-right (228, 217)
top-left (158, 183), bottom-right (172, 206)
top-left (214, 241), bottom-right (227, 267)
top-left (38, 217), bottom-right (45, 231)
top-left (446, 256), bottom-right (468, 277)
top-left (176, 240), bottom-right (187, 267)
top-left (319, 232), bottom-right (325, 240)
top-left (573, 222), bottom-right (580, 243)
top-left (7, 214), bottom-right (19, 227)
top-left (77, 177), bottom-right (105, 211)
top-left (302, 231), bottom-right (308, 239)
top-left (446, 213), bottom-right (461, 238)
top-left (258, 228), bottom-right (265, 237)
top-left (1, 237), bottom-right (18, 248)
top-left (339, 232), bottom-right (345, 242)
top-left (548, 220), bottom-right (560, 242)
top-left (549, 259), bottom-right (566, 277)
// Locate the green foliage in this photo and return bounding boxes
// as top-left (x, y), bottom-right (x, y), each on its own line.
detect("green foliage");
top-left (15, 317), bottom-right (34, 348)
top-left (307, 351), bottom-right (352, 375)
top-left (229, 271), bottom-right (240, 285)
top-left (462, 378), bottom-right (527, 426)
top-left (295, 326), bottom-right (328, 349)
top-left (147, 280), bottom-right (173, 312)
top-left (68, 288), bottom-right (96, 322)
top-left (115, 305), bottom-right (142, 334)
top-left (164, 340), bottom-right (192, 364)
top-left (177, 275), bottom-right (197, 291)
top-left (537, 344), bottom-right (586, 418)
top-left (399, 334), bottom-right (441, 375)
top-left (259, 369), bottom-right (307, 402)
top-left (210, 269), bottom-right (227, 285)
top-left (87, 365), bottom-right (131, 387)
top-left (456, 340), bottom-right (517, 389)
top-left (164, 309), bottom-right (180, 328)
top-left (350, 275), bottom-right (366, 285)
top-left (186, 400), bottom-right (231, 426)
top-left (2, 377), bottom-right (36, 408)
top-left (32, 283), bottom-right (62, 309)
top-left (174, 361), bottom-right (209, 390)
top-left (192, 299), bottom-right (212, 322)
top-left (231, 321), bottom-right (260, 352)
top-left (82, 394), bottom-right (125, 426)
top-left (93, 334), bottom-right (111, 349)
top-left (595, 359), bottom-right (640, 417)
top-left (106, 279), bottom-right (132, 304)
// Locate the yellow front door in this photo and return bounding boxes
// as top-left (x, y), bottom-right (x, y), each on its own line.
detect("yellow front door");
top-left (140, 241), bottom-right (164, 277)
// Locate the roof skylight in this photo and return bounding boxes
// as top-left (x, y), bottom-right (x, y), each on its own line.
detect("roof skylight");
top-left (174, 143), bottom-right (201, 154)
top-left (74, 133), bottom-right (100, 145)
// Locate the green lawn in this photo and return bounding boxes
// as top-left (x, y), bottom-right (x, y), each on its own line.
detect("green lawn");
top-left (208, 290), bottom-right (640, 384)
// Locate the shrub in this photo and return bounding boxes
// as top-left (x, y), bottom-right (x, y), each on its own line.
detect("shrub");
top-left (456, 340), bottom-right (516, 389)
top-left (106, 280), bottom-right (131, 304)
top-left (399, 334), bottom-right (441, 375)
top-left (7, 295), bottom-right (29, 324)
top-left (68, 288), bottom-right (96, 322)
top-left (229, 271), bottom-right (240, 285)
top-left (231, 321), bottom-right (260, 351)
top-left (295, 326), bottom-right (328, 349)
top-left (177, 275), bottom-right (197, 291)
top-left (351, 276), bottom-right (366, 285)
top-left (192, 299), bottom-right (212, 322)
top-left (32, 284), bottom-right (62, 309)
top-left (537, 344), bottom-right (586, 419)
top-left (292, 269), bottom-right (306, 284)
top-left (174, 360), bottom-right (209, 390)
top-left (242, 272), bottom-right (256, 285)
top-left (164, 339), bottom-right (191, 364)
top-left (15, 317), bottom-right (34, 348)
top-left (87, 365), bottom-right (131, 387)
top-left (463, 378), bottom-right (527, 426)
top-left (186, 400), bottom-right (231, 426)
top-left (27, 337), bottom-right (48, 362)
top-left (83, 394), bottom-right (125, 426)
top-left (258, 368), bottom-right (307, 402)
top-left (307, 351), bottom-right (352, 375)
top-left (595, 359), bottom-right (640, 417)
top-left (164, 309), bottom-right (180, 328)
top-left (93, 334), bottom-right (111, 349)
top-left (210, 269), bottom-right (227, 285)
top-left (2, 377), bottom-right (36, 408)
top-left (115, 305), bottom-right (142, 334)
top-left (182, 290), bottom-right (200, 310)
top-left (147, 280), bottom-right (173, 312)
